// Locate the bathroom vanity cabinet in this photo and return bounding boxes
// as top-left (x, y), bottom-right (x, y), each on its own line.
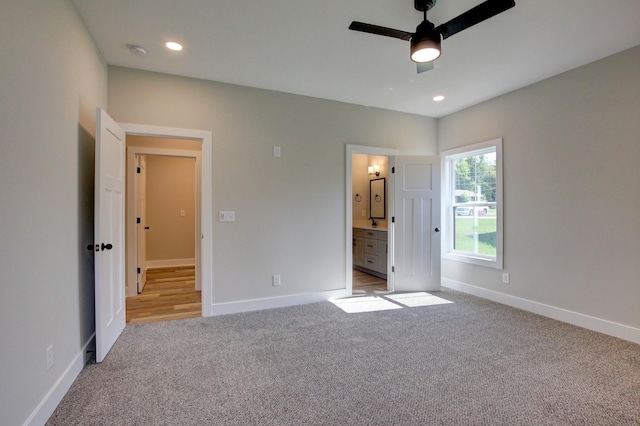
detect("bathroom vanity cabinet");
top-left (353, 227), bottom-right (387, 278)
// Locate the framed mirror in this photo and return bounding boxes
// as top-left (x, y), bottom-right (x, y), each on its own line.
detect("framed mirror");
top-left (369, 178), bottom-right (386, 219)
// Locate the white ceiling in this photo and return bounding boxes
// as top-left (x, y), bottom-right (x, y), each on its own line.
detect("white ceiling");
top-left (72, 0), bottom-right (640, 118)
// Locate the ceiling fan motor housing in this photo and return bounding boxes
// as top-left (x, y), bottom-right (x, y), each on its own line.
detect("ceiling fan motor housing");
top-left (410, 20), bottom-right (441, 63)
top-left (415, 0), bottom-right (436, 12)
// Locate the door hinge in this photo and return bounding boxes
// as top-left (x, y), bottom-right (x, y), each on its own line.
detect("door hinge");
top-left (392, 167), bottom-right (395, 173)
top-left (136, 167), bottom-right (141, 174)
top-left (392, 217), bottom-right (395, 223)
top-left (136, 217), bottom-right (141, 224)
top-left (137, 267), bottom-right (141, 274)
top-left (392, 266), bottom-right (395, 272)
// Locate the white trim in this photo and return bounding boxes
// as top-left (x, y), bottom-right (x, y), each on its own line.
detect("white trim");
top-left (442, 278), bottom-right (640, 345)
top-left (441, 138), bottom-right (503, 269)
top-left (25, 334), bottom-right (95, 426)
top-left (345, 145), bottom-right (399, 295)
top-left (211, 290), bottom-right (350, 316)
top-left (119, 123), bottom-right (214, 317)
top-left (146, 258), bottom-right (196, 269)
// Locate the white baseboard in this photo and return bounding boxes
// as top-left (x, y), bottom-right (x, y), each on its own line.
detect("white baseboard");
top-left (24, 334), bottom-right (95, 426)
top-left (146, 258), bottom-right (195, 269)
top-left (442, 278), bottom-right (640, 345)
top-left (209, 289), bottom-right (351, 316)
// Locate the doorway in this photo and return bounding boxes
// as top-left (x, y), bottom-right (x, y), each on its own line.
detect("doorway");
top-left (119, 122), bottom-right (214, 318)
top-left (95, 112), bottom-right (213, 361)
top-left (346, 145), bottom-right (442, 296)
top-left (351, 153), bottom-right (390, 295)
top-left (125, 137), bottom-right (202, 323)
top-left (345, 145), bottom-right (399, 295)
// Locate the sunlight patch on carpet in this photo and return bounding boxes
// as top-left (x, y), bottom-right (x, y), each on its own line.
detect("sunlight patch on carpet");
top-left (385, 292), bottom-right (454, 307)
top-left (331, 296), bottom-right (402, 313)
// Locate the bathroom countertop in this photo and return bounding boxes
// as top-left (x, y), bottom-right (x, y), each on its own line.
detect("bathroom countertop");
top-left (353, 224), bottom-right (388, 231)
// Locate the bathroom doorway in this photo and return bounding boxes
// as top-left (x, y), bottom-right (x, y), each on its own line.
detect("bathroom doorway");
top-left (346, 145), bottom-right (399, 296)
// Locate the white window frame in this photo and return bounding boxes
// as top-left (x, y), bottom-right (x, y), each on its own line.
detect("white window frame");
top-left (441, 138), bottom-right (503, 269)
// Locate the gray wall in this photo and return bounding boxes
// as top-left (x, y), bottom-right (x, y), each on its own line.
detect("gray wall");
top-left (2, 1), bottom-right (638, 424)
top-left (439, 45), bottom-right (640, 329)
top-left (0, 0), bottom-right (107, 424)
top-left (107, 67), bottom-right (438, 304)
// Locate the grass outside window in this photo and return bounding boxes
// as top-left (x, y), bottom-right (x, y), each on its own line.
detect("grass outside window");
top-left (454, 215), bottom-right (497, 255)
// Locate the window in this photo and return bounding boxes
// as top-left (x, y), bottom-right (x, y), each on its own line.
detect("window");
top-left (442, 139), bottom-right (503, 269)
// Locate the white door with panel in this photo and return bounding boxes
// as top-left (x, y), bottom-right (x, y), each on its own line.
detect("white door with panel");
top-left (94, 108), bottom-right (126, 363)
top-left (391, 156), bottom-right (441, 292)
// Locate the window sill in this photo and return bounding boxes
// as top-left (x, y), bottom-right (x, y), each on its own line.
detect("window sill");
top-left (443, 252), bottom-right (503, 269)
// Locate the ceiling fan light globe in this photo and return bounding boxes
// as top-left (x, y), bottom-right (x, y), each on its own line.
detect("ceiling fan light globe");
top-left (410, 37), bottom-right (441, 63)
top-left (411, 46), bottom-right (440, 62)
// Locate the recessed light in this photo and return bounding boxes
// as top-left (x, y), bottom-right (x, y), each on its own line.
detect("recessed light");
top-left (165, 41), bottom-right (183, 51)
top-left (433, 95), bottom-right (445, 102)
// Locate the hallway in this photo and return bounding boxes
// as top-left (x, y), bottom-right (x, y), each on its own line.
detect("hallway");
top-left (126, 266), bottom-right (201, 324)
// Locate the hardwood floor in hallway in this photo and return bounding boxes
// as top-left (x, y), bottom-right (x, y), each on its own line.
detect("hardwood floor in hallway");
top-left (126, 266), bottom-right (201, 324)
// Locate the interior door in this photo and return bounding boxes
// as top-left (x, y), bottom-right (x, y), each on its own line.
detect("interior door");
top-left (135, 155), bottom-right (148, 293)
top-left (391, 155), bottom-right (441, 292)
top-left (94, 108), bottom-right (126, 363)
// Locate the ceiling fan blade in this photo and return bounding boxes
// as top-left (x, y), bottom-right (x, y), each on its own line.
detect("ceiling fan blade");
top-left (417, 62), bottom-right (434, 73)
top-left (435, 0), bottom-right (515, 40)
top-left (349, 22), bottom-right (413, 41)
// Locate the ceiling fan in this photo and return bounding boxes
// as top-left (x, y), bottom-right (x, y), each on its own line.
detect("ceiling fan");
top-left (349, 0), bottom-right (516, 73)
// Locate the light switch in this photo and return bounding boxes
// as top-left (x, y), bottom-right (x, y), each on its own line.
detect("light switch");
top-left (180, 209), bottom-right (186, 217)
top-left (273, 146), bottom-right (281, 157)
top-left (219, 211), bottom-right (235, 222)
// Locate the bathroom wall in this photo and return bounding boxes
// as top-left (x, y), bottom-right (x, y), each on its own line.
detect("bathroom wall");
top-left (353, 154), bottom-right (389, 228)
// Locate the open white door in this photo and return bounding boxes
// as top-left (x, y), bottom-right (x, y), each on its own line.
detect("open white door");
top-left (391, 156), bottom-right (441, 292)
top-left (135, 155), bottom-right (148, 293)
top-left (94, 108), bottom-right (126, 363)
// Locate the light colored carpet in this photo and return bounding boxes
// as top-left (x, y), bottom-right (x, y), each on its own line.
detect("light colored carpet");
top-left (47, 289), bottom-right (640, 425)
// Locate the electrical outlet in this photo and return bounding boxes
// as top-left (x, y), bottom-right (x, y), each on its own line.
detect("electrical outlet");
top-left (272, 275), bottom-right (281, 286)
top-left (46, 344), bottom-right (54, 371)
top-left (502, 272), bottom-right (510, 284)
top-left (362, 210), bottom-right (366, 217)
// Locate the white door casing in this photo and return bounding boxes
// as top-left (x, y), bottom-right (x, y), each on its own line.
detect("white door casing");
top-left (135, 155), bottom-right (147, 293)
top-left (94, 108), bottom-right (126, 363)
top-left (391, 155), bottom-right (441, 292)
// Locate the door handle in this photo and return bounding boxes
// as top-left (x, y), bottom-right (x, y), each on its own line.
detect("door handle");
top-left (101, 243), bottom-right (113, 251)
top-left (434, 228), bottom-right (440, 233)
